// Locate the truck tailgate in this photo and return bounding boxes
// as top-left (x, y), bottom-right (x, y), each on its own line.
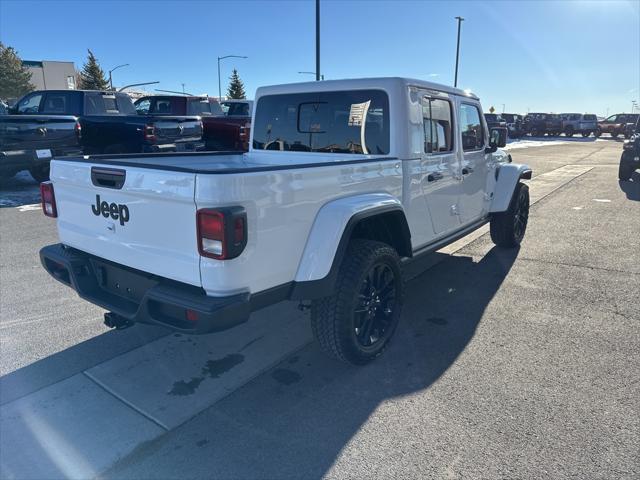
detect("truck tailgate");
top-left (52, 159), bottom-right (201, 287)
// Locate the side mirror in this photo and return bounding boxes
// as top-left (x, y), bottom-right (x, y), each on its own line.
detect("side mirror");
top-left (486, 127), bottom-right (507, 153)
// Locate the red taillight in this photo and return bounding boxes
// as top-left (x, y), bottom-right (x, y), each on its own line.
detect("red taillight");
top-left (75, 121), bottom-right (82, 141)
top-left (40, 181), bottom-right (57, 217)
top-left (144, 123), bottom-right (156, 142)
top-left (196, 207), bottom-right (247, 260)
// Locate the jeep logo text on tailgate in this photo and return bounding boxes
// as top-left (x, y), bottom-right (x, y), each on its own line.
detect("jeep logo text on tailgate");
top-left (91, 195), bottom-right (130, 226)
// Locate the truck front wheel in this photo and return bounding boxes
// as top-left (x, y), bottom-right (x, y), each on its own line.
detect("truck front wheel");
top-left (490, 182), bottom-right (530, 248)
top-left (311, 239), bottom-right (404, 365)
top-left (618, 160), bottom-right (634, 181)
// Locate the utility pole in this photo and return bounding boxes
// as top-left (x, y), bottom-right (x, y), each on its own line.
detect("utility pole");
top-left (217, 55), bottom-right (247, 100)
top-left (299, 71), bottom-right (324, 80)
top-left (502, 104), bottom-right (505, 113)
top-left (454, 16), bottom-right (464, 88)
top-left (316, 0), bottom-right (321, 81)
top-left (181, 83), bottom-right (185, 94)
top-left (108, 63), bottom-right (129, 90)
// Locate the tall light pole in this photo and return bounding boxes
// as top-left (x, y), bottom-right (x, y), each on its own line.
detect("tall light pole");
top-left (108, 63), bottom-right (129, 90)
top-left (217, 55), bottom-right (247, 100)
top-left (454, 16), bottom-right (464, 88)
top-left (632, 100), bottom-right (638, 113)
top-left (316, 0), bottom-right (321, 81)
top-left (299, 71), bottom-right (324, 80)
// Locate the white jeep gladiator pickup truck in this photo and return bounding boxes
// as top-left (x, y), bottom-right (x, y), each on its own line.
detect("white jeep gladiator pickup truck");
top-left (40, 77), bottom-right (531, 365)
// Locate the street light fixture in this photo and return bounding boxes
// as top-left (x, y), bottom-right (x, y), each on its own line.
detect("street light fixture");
top-left (299, 71), bottom-right (324, 80)
top-left (217, 55), bottom-right (248, 100)
top-left (108, 63), bottom-right (129, 90)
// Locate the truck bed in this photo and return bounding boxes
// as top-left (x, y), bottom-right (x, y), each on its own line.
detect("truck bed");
top-left (58, 151), bottom-right (395, 174)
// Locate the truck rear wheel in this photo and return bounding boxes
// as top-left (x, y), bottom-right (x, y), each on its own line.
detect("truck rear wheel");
top-left (564, 127), bottom-right (574, 137)
top-left (29, 164), bottom-right (50, 183)
top-left (490, 182), bottom-right (530, 248)
top-left (581, 132), bottom-right (591, 138)
top-left (311, 239), bottom-right (403, 365)
top-left (618, 160), bottom-right (634, 181)
top-left (611, 132), bottom-right (619, 139)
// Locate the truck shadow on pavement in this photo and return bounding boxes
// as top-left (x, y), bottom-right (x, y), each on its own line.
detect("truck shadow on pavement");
top-left (618, 175), bottom-right (640, 201)
top-left (105, 246), bottom-right (520, 479)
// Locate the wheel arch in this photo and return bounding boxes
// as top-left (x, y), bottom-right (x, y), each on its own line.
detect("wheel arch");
top-left (489, 163), bottom-right (532, 213)
top-left (290, 193), bottom-right (411, 300)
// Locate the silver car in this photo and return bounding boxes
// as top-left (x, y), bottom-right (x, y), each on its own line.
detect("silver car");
top-left (560, 113), bottom-right (597, 137)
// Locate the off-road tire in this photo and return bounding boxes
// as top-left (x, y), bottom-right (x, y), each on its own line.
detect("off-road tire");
top-left (594, 129), bottom-right (602, 138)
top-left (564, 127), bottom-right (574, 138)
top-left (581, 132), bottom-right (590, 138)
top-left (618, 161), bottom-right (634, 181)
top-left (311, 239), bottom-right (404, 365)
top-left (490, 182), bottom-right (530, 248)
top-left (29, 164), bottom-right (50, 183)
top-left (611, 131), bottom-right (619, 139)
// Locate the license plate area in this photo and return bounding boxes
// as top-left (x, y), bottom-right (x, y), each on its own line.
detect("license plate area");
top-left (35, 149), bottom-right (52, 159)
top-left (89, 258), bottom-right (157, 303)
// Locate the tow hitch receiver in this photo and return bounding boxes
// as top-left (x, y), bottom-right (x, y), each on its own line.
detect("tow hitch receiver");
top-left (104, 312), bottom-right (133, 330)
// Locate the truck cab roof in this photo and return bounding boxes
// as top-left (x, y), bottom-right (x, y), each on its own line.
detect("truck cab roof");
top-left (255, 77), bottom-right (479, 101)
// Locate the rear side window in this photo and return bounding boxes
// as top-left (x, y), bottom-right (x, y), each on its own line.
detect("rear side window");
top-left (154, 99), bottom-right (174, 114)
top-left (459, 103), bottom-right (484, 151)
top-left (42, 92), bottom-right (72, 115)
top-left (583, 114), bottom-right (596, 121)
top-left (422, 97), bottom-right (453, 153)
top-left (253, 90), bottom-right (389, 155)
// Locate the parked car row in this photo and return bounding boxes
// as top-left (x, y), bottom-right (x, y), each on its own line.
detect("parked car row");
top-left (0, 90), bottom-right (253, 182)
top-left (483, 112), bottom-right (639, 140)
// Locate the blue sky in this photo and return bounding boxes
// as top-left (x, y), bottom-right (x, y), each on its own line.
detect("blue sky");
top-left (1, 0), bottom-right (638, 116)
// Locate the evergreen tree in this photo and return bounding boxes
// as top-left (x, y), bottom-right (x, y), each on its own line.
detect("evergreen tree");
top-left (79, 49), bottom-right (109, 90)
top-left (0, 42), bottom-right (34, 99)
top-left (226, 69), bottom-right (246, 99)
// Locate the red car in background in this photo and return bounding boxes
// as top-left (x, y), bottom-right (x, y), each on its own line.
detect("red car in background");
top-left (135, 95), bottom-right (251, 151)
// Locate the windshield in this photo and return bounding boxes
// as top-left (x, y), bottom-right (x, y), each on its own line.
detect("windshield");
top-left (252, 90), bottom-right (390, 154)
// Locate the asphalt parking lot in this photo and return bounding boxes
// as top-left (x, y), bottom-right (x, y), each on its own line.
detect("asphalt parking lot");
top-left (1, 138), bottom-right (638, 479)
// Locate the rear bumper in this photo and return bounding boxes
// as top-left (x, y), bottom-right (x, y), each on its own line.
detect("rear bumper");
top-left (144, 141), bottom-right (205, 153)
top-left (40, 243), bottom-right (251, 334)
top-left (0, 146), bottom-right (83, 172)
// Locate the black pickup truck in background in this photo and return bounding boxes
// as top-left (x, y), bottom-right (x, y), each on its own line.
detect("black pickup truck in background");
top-left (1, 90), bottom-right (204, 181)
top-left (0, 114), bottom-right (82, 181)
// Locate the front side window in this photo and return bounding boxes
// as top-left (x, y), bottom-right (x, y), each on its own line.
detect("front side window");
top-left (459, 103), bottom-right (484, 151)
top-left (16, 93), bottom-right (43, 114)
top-left (253, 90), bottom-right (389, 155)
top-left (422, 97), bottom-right (453, 153)
top-left (605, 115), bottom-right (617, 123)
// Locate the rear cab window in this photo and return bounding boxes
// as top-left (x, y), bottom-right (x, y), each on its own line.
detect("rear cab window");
top-left (459, 103), bottom-right (485, 151)
top-left (252, 90), bottom-right (390, 155)
top-left (222, 102), bottom-right (251, 116)
top-left (84, 93), bottom-right (136, 116)
top-left (187, 99), bottom-right (223, 116)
